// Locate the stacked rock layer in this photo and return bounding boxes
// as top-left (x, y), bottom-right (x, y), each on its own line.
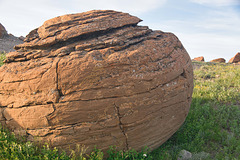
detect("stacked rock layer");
top-left (0, 10), bottom-right (193, 153)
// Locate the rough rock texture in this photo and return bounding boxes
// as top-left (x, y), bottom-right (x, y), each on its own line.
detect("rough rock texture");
top-left (0, 23), bottom-right (24, 53)
top-left (0, 10), bottom-right (193, 153)
top-left (192, 56), bottom-right (204, 62)
top-left (228, 52), bottom-right (240, 63)
top-left (210, 58), bottom-right (226, 63)
top-left (0, 23), bottom-right (7, 38)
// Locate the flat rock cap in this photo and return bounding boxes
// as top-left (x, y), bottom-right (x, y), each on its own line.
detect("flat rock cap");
top-left (16, 10), bottom-right (142, 49)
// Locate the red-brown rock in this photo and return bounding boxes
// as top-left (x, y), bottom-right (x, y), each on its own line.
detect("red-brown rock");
top-left (210, 58), bottom-right (226, 63)
top-left (0, 10), bottom-right (193, 153)
top-left (0, 23), bottom-right (7, 38)
top-left (228, 52), bottom-right (240, 63)
top-left (193, 56), bottom-right (204, 62)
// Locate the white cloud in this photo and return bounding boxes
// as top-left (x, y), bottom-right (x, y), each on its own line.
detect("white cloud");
top-left (190, 7), bottom-right (240, 34)
top-left (190, 0), bottom-right (240, 6)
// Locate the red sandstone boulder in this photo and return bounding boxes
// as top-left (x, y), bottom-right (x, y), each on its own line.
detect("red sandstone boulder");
top-left (0, 23), bottom-right (7, 38)
top-left (210, 58), bottom-right (226, 63)
top-left (228, 52), bottom-right (240, 63)
top-left (0, 10), bottom-right (193, 153)
top-left (193, 56), bottom-right (204, 62)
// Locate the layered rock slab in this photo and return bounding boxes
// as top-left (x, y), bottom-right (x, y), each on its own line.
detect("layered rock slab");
top-left (0, 10), bottom-right (193, 153)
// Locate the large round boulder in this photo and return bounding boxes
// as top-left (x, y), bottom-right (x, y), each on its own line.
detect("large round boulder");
top-left (0, 10), bottom-right (193, 153)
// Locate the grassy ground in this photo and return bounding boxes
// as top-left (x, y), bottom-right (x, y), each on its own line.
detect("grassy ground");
top-left (151, 61), bottom-right (240, 159)
top-left (0, 56), bottom-right (240, 159)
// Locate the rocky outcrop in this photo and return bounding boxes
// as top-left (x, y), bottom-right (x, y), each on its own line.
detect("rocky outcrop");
top-left (210, 58), bottom-right (226, 63)
top-left (0, 23), bottom-right (24, 53)
top-left (0, 10), bottom-right (193, 153)
top-left (0, 23), bottom-right (7, 38)
top-left (192, 56), bottom-right (204, 62)
top-left (228, 52), bottom-right (240, 63)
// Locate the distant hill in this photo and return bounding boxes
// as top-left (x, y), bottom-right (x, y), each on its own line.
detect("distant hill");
top-left (0, 23), bottom-right (24, 53)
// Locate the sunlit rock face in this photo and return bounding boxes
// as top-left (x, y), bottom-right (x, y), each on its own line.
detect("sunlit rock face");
top-left (0, 10), bottom-right (193, 153)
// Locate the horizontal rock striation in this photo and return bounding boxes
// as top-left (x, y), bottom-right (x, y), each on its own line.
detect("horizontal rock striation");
top-left (0, 10), bottom-right (193, 153)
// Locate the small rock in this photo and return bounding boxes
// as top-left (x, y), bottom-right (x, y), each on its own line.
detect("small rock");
top-left (228, 52), bottom-right (240, 63)
top-left (178, 150), bottom-right (192, 160)
top-left (210, 58), bottom-right (226, 63)
top-left (192, 56), bottom-right (204, 62)
top-left (18, 36), bottom-right (25, 41)
top-left (13, 129), bottom-right (27, 137)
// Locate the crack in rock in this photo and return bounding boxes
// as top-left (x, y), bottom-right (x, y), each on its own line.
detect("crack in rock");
top-left (55, 59), bottom-right (64, 102)
top-left (114, 103), bottom-right (129, 150)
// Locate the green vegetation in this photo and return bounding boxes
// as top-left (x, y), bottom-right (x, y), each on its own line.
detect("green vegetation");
top-left (0, 52), bottom-right (5, 66)
top-left (0, 127), bottom-right (151, 160)
top-left (0, 60), bottom-right (240, 159)
top-left (151, 62), bottom-right (240, 159)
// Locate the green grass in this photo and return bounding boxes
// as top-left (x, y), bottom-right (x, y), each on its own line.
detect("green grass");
top-left (0, 126), bottom-right (152, 160)
top-left (151, 62), bottom-right (240, 159)
top-left (0, 52), bottom-right (6, 66)
top-left (0, 60), bottom-right (240, 159)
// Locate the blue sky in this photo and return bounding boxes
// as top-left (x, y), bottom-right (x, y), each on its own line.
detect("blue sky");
top-left (0, 0), bottom-right (239, 61)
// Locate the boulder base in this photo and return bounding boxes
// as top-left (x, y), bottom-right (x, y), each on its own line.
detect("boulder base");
top-left (0, 10), bottom-right (193, 153)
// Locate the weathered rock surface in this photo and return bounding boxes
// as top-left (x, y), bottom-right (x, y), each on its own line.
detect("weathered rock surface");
top-left (0, 10), bottom-right (193, 153)
top-left (210, 58), bottom-right (226, 63)
top-left (228, 52), bottom-right (240, 63)
top-left (192, 56), bottom-right (204, 62)
top-left (0, 23), bottom-right (24, 53)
